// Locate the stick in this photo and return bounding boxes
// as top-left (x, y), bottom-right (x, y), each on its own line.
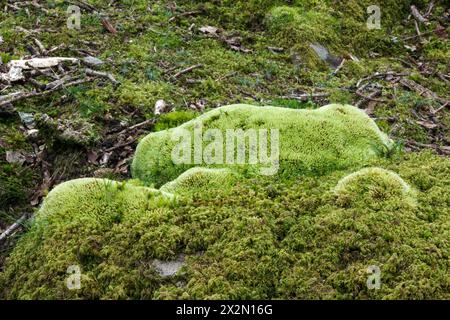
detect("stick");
top-left (116, 118), bottom-right (155, 136)
top-left (170, 64), bottom-right (203, 80)
top-left (0, 213), bottom-right (30, 242)
top-left (0, 78), bottom-right (93, 107)
top-left (399, 78), bottom-right (446, 104)
top-left (355, 90), bottom-right (383, 108)
top-left (281, 92), bottom-right (330, 101)
top-left (332, 58), bottom-right (346, 76)
top-left (414, 20), bottom-right (422, 41)
top-left (101, 18), bottom-right (117, 34)
top-left (432, 101), bottom-right (449, 114)
top-left (410, 5), bottom-right (428, 24)
top-left (104, 136), bottom-right (139, 152)
top-left (33, 38), bottom-right (47, 55)
top-left (169, 10), bottom-right (202, 22)
top-left (85, 68), bottom-right (119, 84)
top-left (424, 1), bottom-right (435, 18)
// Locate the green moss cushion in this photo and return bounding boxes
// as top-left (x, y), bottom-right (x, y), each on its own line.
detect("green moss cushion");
top-left (334, 167), bottom-right (416, 209)
top-left (160, 167), bottom-right (238, 195)
top-left (132, 104), bottom-right (392, 187)
top-left (2, 103), bottom-right (447, 300)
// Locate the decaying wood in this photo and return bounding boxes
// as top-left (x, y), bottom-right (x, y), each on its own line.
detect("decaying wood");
top-left (0, 57), bottom-right (79, 82)
top-left (8, 57), bottom-right (78, 70)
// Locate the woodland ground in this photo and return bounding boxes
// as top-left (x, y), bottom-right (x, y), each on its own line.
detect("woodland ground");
top-left (0, 0), bottom-right (448, 298)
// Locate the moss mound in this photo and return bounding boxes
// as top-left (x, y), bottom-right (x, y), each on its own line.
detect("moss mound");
top-left (160, 167), bottom-right (237, 195)
top-left (1, 152), bottom-right (448, 299)
top-left (0, 105), bottom-right (448, 300)
top-left (132, 104), bottom-right (392, 187)
top-left (334, 168), bottom-right (416, 209)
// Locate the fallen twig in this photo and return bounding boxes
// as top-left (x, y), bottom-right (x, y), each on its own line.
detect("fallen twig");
top-left (170, 64), bottom-right (203, 81)
top-left (432, 101), bottom-right (450, 114)
top-left (116, 118), bottom-right (156, 137)
top-left (169, 10), bottom-right (202, 22)
top-left (85, 68), bottom-right (119, 84)
top-left (399, 78), bottom-right (447, 104)
top-left (101, 18), bottom-right (117, 34)
top-left (332, 58), bottom-right (346, 76)
top-left (410, 5), bottom-right (428, 24)
top-left (0, 213), bottom-right (30, 242)
top-left (281, 92), bottom-right (330, 101)
top-left (0, 78), bottom-right (93, 107)
top-left (355, 89), bottom-right (383, 108)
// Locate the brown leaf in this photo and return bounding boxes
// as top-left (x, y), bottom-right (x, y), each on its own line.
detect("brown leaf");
top-left (102, 18), bottom-right (117, 34)
top-left (434, 25), bottom-right (448, 39)
top-left (87, 150), bottom-right (99, 164)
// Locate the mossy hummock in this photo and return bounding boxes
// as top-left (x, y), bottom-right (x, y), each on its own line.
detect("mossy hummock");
top-left (132, 104), bottom-right (392, 187)
top-left (1, 104), bottom-right (448, 300)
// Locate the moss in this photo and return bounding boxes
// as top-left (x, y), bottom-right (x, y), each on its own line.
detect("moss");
top-left (1, 151), bottom-right (449, 299)
top-left (132, 104), bottom-right (392, 187)
top-left (154, 110), bottom-right (200, 132)
top-left (1, 0), bottom-right (449, 300)
top-left (160, 167), bottom-right (238, 195)
top-left (334, 167), bottom-right (416, 209)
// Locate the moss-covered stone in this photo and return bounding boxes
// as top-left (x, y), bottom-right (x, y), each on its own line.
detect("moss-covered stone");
top-left (132, 104), bottom-right (392, 187)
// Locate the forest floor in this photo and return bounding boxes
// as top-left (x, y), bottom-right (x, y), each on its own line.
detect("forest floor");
top-left (0, 0), bottom-right (449, 272)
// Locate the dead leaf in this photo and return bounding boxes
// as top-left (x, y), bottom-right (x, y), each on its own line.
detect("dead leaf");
top-left (102, 18), bottom-right (117, 34)
top-left (87, 150), bottom-right (99, 164)
top-left (434, 25), bottom-right (448, 39)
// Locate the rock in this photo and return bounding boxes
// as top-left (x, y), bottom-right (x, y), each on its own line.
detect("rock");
top-left (152, 254), bottom-right (185, 277)
top-left (26, 129), bottom-right (39, 139)
top-left (154, 99), bottom-right (168, 115)
top-left (18, 112), bottom-right (35, 129)
top-left (82, 56), bottom-right (104, 68)
top-left (5, 151), bottom-right (26, 165)
top-left (309, 43), bottom-right (342, 69)
top-left (199, 26), bottom-right (219, 35)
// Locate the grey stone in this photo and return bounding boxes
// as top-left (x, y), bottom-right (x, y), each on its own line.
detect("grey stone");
top-left (82, 56), bottom-right (104, 67)
top-left (152, 254), bottom-right (185, 277)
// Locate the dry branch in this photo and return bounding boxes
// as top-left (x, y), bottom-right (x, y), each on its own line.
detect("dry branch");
top-left (170, 64), bottom-right (203, 81)
top-left (0, 213), bottom-right (30, 242)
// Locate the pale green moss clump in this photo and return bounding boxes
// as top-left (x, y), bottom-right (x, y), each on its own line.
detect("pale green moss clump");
top-left (160, 167), bottom-right (238, 195)
top-left (39, 178), bottom-right (173, 221)
top-left (132, 104), bottom-right (392, 187)
top-left (334, 168), bottom-right (416, 209)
